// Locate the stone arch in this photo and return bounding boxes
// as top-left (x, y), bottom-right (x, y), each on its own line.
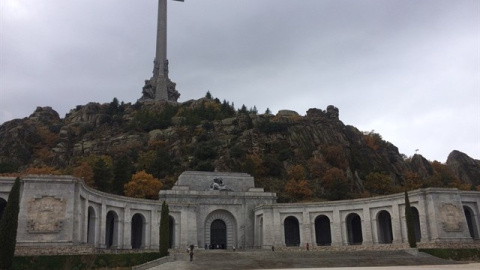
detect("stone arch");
top-left (463, 206), bottom-right (479, 239)
top-left (169, 215), bottom-right (175, 248)
top-left (346, 213), bottom-right (363, 245)
top-left (105, 210), bottom-right (119, 248)
top-left (131, 213), bottom-right (146, 249)
top-left (377, 210), bottom-right (393, 244)
top-left (314, 215), bottom-right (332, 246)
top-left (284, 216), bottom-right (300, 246)
top-left (411, 206), bottom-right (422, 242)
top-left (0, 197), bottom-right (6, 221)
top-left (205, 210), bottom-right (237, 249)
top-left (87, 206), bottom-right (96, 244)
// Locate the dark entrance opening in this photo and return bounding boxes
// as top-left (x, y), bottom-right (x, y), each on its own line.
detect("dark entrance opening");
top-left (0, 198), bottom-right (6, 221)
top-left (315, 215), bottom-right (332, 246)
top-left (169, 215), bottom-right (175, 248)
top-left (464, 206), bottom-right (479, 239)
top-left (346, 213), bottom-right (363, 245)
top-left (210, 219), bottom-right (227, 249)
top-left (87, 207), bottom-right (95, 244)
top-left (105, 211), bottom-right (117, 248)
top-left (131, 214), bottom-right (144, 249)
top-left (377, 211), bottom-right (393, 244)
top-left (411, 207), bottom-right (422, 242)
top-left (284, 216), bottom-right (300, 246)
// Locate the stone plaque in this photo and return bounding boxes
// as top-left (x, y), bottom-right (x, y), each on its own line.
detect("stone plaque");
top-left (27, 196), bottom-right (66, 233)
top-left (439, 203), bottom-right (464, 232)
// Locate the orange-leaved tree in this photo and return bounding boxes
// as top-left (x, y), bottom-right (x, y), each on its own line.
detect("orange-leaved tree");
top-left (124, 170), bottom-right (163, 200)
top-left (73, 162), bottom-right (95, 188)
top-left (284, 165), bottom-right (312, 201)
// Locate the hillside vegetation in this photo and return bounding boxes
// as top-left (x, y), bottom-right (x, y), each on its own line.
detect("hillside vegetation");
top-left (1, 94), bottom-right (479, 202)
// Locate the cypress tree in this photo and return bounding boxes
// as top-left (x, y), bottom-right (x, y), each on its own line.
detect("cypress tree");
top-left (404, 191), bottom-right (417, 248)
top-left (159, 201), bottom-right (170, 257)
top-left (0, 177), bottom-right (21, 270)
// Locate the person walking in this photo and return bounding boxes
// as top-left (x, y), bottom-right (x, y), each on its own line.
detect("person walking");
top-left (189, 250), bottom-right (194, 262)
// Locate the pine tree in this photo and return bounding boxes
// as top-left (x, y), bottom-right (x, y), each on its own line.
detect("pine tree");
top-left (0, 177), bottom-right (21, 270)
top-left (404, 191), bottom-right (417, 248)
top-left (159, 201), bottom-right (170, 257)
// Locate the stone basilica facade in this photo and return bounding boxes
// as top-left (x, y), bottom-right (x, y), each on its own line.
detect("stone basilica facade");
top-left (0, 172), bottom-right (479, 254)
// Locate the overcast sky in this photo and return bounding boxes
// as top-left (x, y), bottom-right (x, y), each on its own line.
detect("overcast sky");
top-left (1, 0), bottom-right (479, 162)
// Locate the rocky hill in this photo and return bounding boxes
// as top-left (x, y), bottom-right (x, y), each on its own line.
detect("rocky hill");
top-left (1, 97), bottom-right (478, 201)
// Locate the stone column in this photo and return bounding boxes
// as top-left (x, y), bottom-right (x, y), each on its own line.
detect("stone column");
top-left (302, 211), bottom-right (311, 246)
top-left (391, 204), bottom-right (402, 244)
top-left (123, 208), bottom-right (131, 249)
top-left (362, 207), bottom-right (373, 245)
top-left (82, 198), bottom-right (88, 243)
top-left (273, 210), bottom-right (282, 246)
top-left (331, 209), bottom-right (342, 246)
top-left (417, 192), bottom-right (430, 242)
top-left (150, 208), bottom-right (160, 249)
top-left (99, 203), bottom-right (107, 248)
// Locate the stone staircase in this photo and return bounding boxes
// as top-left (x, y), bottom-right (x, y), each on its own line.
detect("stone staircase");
top-left (147, 249), bottom-right (459, 270)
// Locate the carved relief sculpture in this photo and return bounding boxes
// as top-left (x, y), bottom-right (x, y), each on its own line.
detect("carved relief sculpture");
top-left (440, 203), bottom-right (464, 232)
top-left (27, 196), bottom-right (66, 233)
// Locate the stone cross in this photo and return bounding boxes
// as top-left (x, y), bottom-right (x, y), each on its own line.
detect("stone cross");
top-left (140, 0), bottom-right (183, 102)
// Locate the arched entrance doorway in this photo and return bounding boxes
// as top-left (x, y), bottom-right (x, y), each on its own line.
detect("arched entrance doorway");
top-left (87, 206), bottom-right (96, 244)
top-left (105, 211), bottom-right (119, 248)
top-left (0, 198), bottom-right (6, 221)
top-left (169, 215), bottom-right (175, 248)
top-left (284, 216), bottom-right (300, 246)
top-left (346, 213), bottom-right (363, 245)
top-left (315, 215), bottom-right (332, 246)
top-left (411, 206), bottom-right (422, 242)
top-left (204, 210), bottom-right (237, 250)
top-left (210, 219), bottom-right (227, 249)
top-left (464, 206), bottom-right (479, 239)
top-left (131, 213), bottom-right (145, 249)
top-left (377, 210), bottom-right (393, 244)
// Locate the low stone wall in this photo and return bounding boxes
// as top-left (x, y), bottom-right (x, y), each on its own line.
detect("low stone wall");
top-left (15, 245), bottom-right (96, 256)
top-left (15, 245), bottom-right (159, 256)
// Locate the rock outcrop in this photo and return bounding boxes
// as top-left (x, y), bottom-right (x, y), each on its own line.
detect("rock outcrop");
top-left (0, 99), bottom-right (478, 198)
top-left (447, 150), bottom-right (480, 186)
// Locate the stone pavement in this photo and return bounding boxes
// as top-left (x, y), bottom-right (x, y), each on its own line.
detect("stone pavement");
top-left (146, 249), bottom-right (479, 270)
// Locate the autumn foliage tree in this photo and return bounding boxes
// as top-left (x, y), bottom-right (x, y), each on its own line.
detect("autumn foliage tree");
top-left (124, 171), bottom-right (163, 200)
top-left (284, 165), bottom-right (312, 201)
top-left (321, 168), bottom-right (350, 200)
top-left (73, 162), bottom-right (95, 187)
top-left (364, 172), bottom-right (397, 196)
top-left (22, 166), bottom-right (61, 175)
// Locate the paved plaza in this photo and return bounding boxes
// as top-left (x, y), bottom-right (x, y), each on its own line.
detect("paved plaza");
top-left (146, 250), bottom-right (479, 270)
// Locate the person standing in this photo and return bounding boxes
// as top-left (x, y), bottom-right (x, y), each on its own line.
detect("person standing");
top-left (189, 250), bottom-right (194, 262)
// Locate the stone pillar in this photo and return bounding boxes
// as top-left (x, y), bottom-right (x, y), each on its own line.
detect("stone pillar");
top-left (123, 208), bottom-right (131, 249)
top-left (417, 192), bottom-right (430, 242)
top-left (99, 203), bottom-right (107, 248)
top-left (302, 211), bottom-right (311, 246)
top-left (362, 207), bottom-right (373, 245)
top-left (391, 204), bottom-right (402, 244)
top-left (273, 210), bottom-right (282, 246)
top-left (332, 209), bottom-right (342, 246)
top-left (150, 208), bottom-right (159, 249)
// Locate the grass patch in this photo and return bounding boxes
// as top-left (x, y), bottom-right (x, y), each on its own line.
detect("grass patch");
top-left (420, 249), bottom-right (480, 261)
top-left (11, 252), bottom-right (162, 270)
